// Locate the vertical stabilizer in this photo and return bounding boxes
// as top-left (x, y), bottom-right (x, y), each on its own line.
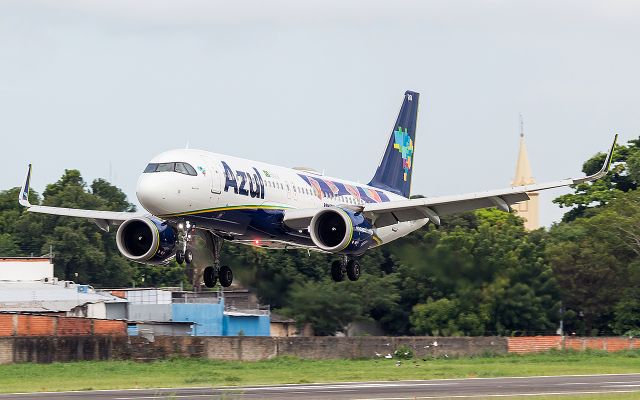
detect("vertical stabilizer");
top-left (368, 91), bottom-right (419, 198)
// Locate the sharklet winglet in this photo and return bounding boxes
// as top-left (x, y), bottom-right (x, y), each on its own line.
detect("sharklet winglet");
top-left (19, 164), bottom-right (32, 207)
top-left (573, 134), bottom-right (618, 185)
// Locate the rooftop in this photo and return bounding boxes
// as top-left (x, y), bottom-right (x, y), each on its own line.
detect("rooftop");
top-left (0, 280), bottom-right (126, 313)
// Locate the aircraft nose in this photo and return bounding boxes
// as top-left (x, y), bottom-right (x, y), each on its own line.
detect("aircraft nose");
top-left (137, 174), bottom-right (169, 214)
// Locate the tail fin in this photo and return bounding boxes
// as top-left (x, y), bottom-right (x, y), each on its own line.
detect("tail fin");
top-left (368, 91), bottom-right (419, 198)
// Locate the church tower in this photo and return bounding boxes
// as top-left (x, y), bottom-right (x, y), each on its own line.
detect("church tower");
top-left (511, 115), bottom-right (540, 230)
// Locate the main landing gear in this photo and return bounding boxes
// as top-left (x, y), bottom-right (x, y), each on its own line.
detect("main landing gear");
top-left (175, 223), bottom-right (233, 288)
top-left (330, 257), bottom-right (360, 282)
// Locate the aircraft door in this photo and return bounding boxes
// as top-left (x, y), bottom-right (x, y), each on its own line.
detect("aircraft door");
top-left (200, 156), bottom-right (222, 196)
top-left (210, 164), bottom-right (222, 194)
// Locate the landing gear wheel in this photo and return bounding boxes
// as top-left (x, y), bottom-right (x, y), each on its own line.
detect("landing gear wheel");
top-left (203, 266), bottom-right (217, 288)
top-left (176, 250), bottom-right (185, 265)
top-left (346, 259), bottom-right (360, 281)
top-left (184, 249), bottom-right (194, 264)
top-left (331, 260), bottom-right (345, 282)
top-left (219, 265), bottom-right (233, 287)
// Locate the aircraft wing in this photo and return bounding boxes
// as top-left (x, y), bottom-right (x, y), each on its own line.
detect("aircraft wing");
top-left (18, 164), bottom-right (143, 231)
top-left (284, 135), bottom-right (617, 229)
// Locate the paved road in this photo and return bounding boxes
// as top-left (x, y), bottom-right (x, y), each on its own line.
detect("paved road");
top-left (2, 374), bottom-right (640, 399)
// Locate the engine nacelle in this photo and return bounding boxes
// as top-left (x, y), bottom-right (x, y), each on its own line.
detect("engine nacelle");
top-left (116, 217), bottom-right (177, 265)
top-left (309, 207), bottom-right (376, 254)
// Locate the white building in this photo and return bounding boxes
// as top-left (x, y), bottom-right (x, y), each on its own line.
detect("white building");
top-left (0, 257), bottom-right (54, 281)
top-left (0, 257), bottom-right (127, 319)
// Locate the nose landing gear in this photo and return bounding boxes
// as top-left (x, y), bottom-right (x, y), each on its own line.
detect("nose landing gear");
top-left (330, 257), bottom-right (360, 282)
top-left (175, 221), bottom-right (195, 265)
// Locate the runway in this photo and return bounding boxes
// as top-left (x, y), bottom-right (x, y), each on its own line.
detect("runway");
top-left (2, 374), bottom-right (640, 399)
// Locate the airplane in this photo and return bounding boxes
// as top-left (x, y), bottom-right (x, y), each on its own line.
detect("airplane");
top-left (19, 91), bottom-right (617, 288)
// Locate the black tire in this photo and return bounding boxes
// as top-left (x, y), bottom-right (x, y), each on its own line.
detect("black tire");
top-left (346, 259), bottom-right (360, 281)
top-left (176, 250), bottom-right (185, 265)
top-left (203, 266), bottom-right (217, 288)
top-left (219, 265), bottom-right (233, 287)
top-left (331, 260), bottom-right (345, 282)
top-left (185, 249), bottom-right (194, 264)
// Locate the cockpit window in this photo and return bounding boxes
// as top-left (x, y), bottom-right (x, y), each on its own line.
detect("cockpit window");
top-left (155, 162), bottom-right (175, 172)
top-left (174, 162), bottom-right (189, 175)
top-left (183, 163), bottom-right (197, 176)
top-left (143, 163), bottom-right (158, 173)
top-left (143, 162), bottom-right (198, 176)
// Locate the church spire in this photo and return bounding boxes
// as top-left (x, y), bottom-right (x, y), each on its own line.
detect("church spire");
top-left (512, 114), bottom-right (535, 186)
top-left (511, 114), bottom-right (539, 230)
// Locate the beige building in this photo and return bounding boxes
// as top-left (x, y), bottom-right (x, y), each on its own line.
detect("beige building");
top-left (511, 127), bottom-right (540, 230)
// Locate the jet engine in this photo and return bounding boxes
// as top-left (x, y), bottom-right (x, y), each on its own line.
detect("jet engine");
top-left (115, 217), bottom-right (177, 265)
top-left (308, 207), bottom-right (376, 254)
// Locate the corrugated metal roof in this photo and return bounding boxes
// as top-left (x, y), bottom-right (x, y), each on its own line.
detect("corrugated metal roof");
top-left (0, 281), bottom-right (127, 313)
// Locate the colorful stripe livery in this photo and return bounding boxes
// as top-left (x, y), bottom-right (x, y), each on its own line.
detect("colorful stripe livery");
top-left (368, 91), bottom-right (419, 198)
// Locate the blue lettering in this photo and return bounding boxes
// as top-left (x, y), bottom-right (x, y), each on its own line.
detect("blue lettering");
top-left (221, 162), bottom-right (266, 199)
top-left (237, 171), bottom-right (248, 196)
top-left (221, 161), bottom-right (238, 194)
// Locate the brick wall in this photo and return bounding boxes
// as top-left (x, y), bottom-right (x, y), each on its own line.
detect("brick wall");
top-left (94, 320), bottom-right (127, 336)
top-left (16, 315), bottom-right (55, 336)
top-left (508, 336), bottom-right (562, 354)
top-left (507, 336), bottom-right (640, 354)
top-left (0, 314), bottom-right (14, 336)
top-left (0, 314), bottom-right (126, 337)
top-left (57, 318), bottom-right (92, 335)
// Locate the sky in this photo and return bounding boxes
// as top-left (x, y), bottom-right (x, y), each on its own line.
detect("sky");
top-left (1, 0), bottom-right (639, 227)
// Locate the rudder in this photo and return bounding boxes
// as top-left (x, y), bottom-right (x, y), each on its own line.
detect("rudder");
top-left (368, 91), bottom-right (419, 198)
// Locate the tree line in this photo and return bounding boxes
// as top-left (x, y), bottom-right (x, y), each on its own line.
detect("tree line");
top-left (1, 137), bottom-right (639, 336)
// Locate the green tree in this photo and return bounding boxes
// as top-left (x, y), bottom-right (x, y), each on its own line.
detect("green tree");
top-left (547, 190), bottom-right (640, 335)
top-left (283, 281), bottom-right (363, 335)
top-left (554, 137), bottom-right (640, 221)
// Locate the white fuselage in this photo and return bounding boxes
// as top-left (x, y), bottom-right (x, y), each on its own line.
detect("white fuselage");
top-left (136, 149), bottom-right (427, 249)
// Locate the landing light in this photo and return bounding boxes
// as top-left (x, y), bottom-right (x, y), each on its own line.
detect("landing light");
top-left (254, 240), bottom-right (261, 246)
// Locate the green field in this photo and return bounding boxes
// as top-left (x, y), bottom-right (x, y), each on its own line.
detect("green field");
top-left (480, 396), bottom-right (640, 400)
top-left (0, 351), bottom-right (639, 394)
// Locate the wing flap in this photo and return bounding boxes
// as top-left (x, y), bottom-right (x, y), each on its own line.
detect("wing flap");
top-left (282, 208), bottom-right (318, 230)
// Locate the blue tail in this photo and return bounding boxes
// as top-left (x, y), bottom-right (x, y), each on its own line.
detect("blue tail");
top-left (368, 91), bottom-right (419, 198)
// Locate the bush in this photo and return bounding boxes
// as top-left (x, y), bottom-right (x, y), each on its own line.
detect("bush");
top-left (393, 345), bottom-right (414, 360)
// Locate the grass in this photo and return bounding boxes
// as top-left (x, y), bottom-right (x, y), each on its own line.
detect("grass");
top-left (0, 350), bottom-right (639, 393)
top-left (477, 396), bottom-right (640, 400)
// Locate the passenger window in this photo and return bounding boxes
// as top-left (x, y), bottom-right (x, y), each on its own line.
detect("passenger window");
top-left (156, 163), bottom-right (175, 172)
top-left (143, 163), bottom-right (158, 173)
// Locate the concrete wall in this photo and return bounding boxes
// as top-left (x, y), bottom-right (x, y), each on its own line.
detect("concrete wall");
top-left (2, 335), bottom-right (639, 364)
top-left (0, 336), bottom-right (128, 364)
top-left (0, 258), bottom-right (53, 281)
top-left (0, 336), bottom-right (508, 364)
